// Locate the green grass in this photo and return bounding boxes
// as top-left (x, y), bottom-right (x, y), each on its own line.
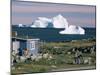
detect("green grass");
top-left (11, 62), bottom-right (96, 75)
top-left (11, 53), bottom-right (96, 74)
top-left (11, 39), bottom-right (96, 74)
top-left (45, 40), bottom-right (95, 48)
top-left (11, 63), bottom-right (51, 74)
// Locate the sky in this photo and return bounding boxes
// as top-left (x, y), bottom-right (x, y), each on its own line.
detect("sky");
top-left (12, 0), bottom-right (96, 27)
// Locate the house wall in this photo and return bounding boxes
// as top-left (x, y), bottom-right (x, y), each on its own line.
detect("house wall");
top-left (12, 38), bottom-right (27, 56)
top-left (20, 40), bottom-right (27, 50)
top-left (27, 40), bottom-right (39, 56)
top-left (12, 38), bottom-right (40, 56)
top-left (12, 41), bottom-right (20, 54)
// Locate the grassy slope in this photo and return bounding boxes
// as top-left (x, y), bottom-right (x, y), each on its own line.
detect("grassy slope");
top-left (11, 39), bottom-right (96, 74)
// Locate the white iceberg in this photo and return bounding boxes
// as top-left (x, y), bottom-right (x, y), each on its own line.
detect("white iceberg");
top-left (31, 14), bottom-right (68, 28)
top-left (52, 14), bottom-right (68, 28)
top-left (30, 14), bottom-right (85, 34)
top-left (31, 17), bottom-right (52, 28)
top-left (59, 25), bottom-right (85, 34)
top-left (18, 24), bottom-right (23, 27)
top-left (38, 17), bottom-right (52, 22)
top-left (31, 20), bottom-right (48, 28)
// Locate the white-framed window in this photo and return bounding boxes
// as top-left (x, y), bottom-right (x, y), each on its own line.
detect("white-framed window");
top-left (30, 41), bottom-right (35, 49)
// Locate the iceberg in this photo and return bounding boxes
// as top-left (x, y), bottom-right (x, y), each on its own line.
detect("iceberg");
top-left (31, 20), bottom-right (48, 28)
top-left (38, 17), bottom-right (52, 22)
top-left (31, 17), bottom-right (52, 28)
top-left (59, 25), bottom-right (85, 34)
top-left (18, 24), bottom-right (31, 27)
top-left (31, 14), bottom-right (68, 28)
top-left (18, 24), bottom-right (23, 27)
top-left (52, 14), bottom-right (68, 28)
top-left (30, 14), bottom-right (85, 34)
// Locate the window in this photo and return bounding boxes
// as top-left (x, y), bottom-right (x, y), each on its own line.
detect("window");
top-left (30, 41), bottom-right (35, 49)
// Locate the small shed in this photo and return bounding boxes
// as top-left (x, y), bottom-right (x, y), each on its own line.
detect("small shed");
top-left (12, 37), bottom-right (40, 56)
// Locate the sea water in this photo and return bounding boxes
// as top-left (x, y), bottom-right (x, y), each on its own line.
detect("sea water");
top-left (12, 27), bottom-right (96, 42)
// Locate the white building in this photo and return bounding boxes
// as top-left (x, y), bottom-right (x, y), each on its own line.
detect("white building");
top-left (12, 37), bottom-right (40, 56)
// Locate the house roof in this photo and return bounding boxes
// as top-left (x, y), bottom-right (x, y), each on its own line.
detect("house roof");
top-left (12, 31), bottom-right (40, 41)
top-left (12, 37), bottom-right (40, 41)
